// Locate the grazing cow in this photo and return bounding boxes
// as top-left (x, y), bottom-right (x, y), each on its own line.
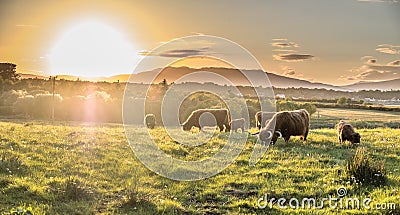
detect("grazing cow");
top-left (337, 121), bottom-right (361, 144)
top-left (230, 118), bottom-right (245, 132)
top-left (255, 111), bottom-right (275, 129)
top-left (254, 109), bottom-right (310, 145)
top-left (182, 109), bottom-right (230, 132)
top-left (145, 114), bottom-right (156, 129)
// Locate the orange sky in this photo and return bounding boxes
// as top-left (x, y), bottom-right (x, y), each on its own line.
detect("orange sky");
top-left (0, 0), bottom-right (399, 85)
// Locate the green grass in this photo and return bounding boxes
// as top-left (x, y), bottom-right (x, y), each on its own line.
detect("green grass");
top-left (0, 119), bottom-right (399, 214)
top-left (311, 108), bottom-right (400, 129)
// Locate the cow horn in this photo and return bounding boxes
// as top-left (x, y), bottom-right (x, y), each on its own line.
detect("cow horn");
top-left (267, 131), bottom-right (273, 139)
top-left (276, 131), bottom-right (282, 138)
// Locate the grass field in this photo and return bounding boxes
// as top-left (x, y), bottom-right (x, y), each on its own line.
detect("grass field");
top-left (1, 108), bottom-right (399, 214)
top-left (311, 108), bottom-right (400, 129)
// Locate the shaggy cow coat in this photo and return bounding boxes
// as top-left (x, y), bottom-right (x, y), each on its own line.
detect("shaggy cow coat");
top-left (255, 111), bottom-right (275, 129)
top-left (145, 114), bottom-right (156, 129)
top-left (258, 109), bottom-right (310, 145)
top-left (230, 118), bottom-right (245, 132)
top-left (182, 109), bottom-right (231, 132)
top-left (337, 121), bottom-right (361, 144)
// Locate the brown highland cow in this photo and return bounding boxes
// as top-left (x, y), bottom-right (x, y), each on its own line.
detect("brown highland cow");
top-left (255, 111), bottom-right (275, 129)
top-left (337, 121), bottom-right (361, 144)
top-left (182, 109), bottom-right (231, 132)
top-left (256, 109), bottom-right (310, 145)
top-left (230, 118), bottom-right (245, 132)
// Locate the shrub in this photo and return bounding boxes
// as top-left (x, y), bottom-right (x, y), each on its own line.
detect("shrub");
top-left (383, 121), bottom-right (400, 129)
top-left (13, 95), bottom-right (34, 117)
top-left (0, 90), bottom-right (27, 106)
top-left (276, 100), bottom-right (317, 116)
top-left (351, 120), bottom-right (379, 129)
top-left (64, 176), bottom-right (92, 201)
top-left (347, 147), bottom-right (386, 186)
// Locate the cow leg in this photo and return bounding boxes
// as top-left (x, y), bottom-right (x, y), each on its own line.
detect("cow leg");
top-left (225, 123), bottom-right (231, 132)
top-left (303, 127), bottom-right (309, 141)
top-left (218, 124), bottom-right (224, 132)
top-left (284, 136), bottom-right (290, 143)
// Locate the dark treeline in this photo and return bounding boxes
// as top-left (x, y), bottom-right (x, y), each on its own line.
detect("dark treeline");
top-left (0, 78), bottom-right (398, 123)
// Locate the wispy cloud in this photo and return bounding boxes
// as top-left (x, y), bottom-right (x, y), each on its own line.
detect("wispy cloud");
top-left (273, 54), bottom-right (314, 62)
top-left (376, 44), bottom-right (400, 55)
top-left (345, 58), bottom-right (400, 81)
top-left (139, 47), bottom-right (210, 58)
top-left (271, 40), bottom-right (299, 48)
top-left (357, 0), bottom-right (398, 3)
top-left (272, 38), bottom-right (288, 41)
top-left (271, 38), bottom-right (314, 62)
top-left (15, 24), bottom-right (37, 28)
top-left (272, 49), bottom-right (296, 53)
top-left (280, 66), bottom-right (305, 78)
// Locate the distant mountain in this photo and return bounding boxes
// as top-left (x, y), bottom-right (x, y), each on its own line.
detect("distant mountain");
top-left (18, 67), bottom-right (400, 91)
top-left (266, 73), bottom-right (347, 91)
top-left (110, 67), bottom-right (347, 90)
top-left (341, 79), bottom-right (400, 91)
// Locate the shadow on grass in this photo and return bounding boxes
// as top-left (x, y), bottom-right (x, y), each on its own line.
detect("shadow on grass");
top-left (2, 185), bottom-right (47, 206)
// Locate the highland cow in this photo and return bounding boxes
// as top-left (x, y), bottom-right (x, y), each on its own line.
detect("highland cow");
top-left (182, 109), bottom-right (230, 132)
top-left (255, 111), bottom-right (275, 129)
top-left (254, 109), bottom-right (310, 145)
top-left (145, 114), bottom-right (156, 129)
top-left (337, 121), bottom-right (361, 144)
top-left (230, 118), bottom-right (245, 132)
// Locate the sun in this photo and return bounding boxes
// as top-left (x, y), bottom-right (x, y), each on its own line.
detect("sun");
top-left (49, 21), bottom-right (138, 77)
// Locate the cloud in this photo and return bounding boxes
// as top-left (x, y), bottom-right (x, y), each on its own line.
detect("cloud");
top-left (272, 38), bottom-right (288, 41)
top-left (280, 66), bottom-right (304, 78)
top-left (15, 24), bottom-right (37, 28)
top-left (271, 42), bottom-right (299, 48)
top-left (388, 60), bottom-right (400, 65)
top-left (346, 59), bottom-right (400, 81)
top-left (376, 44), bottom-right (400, 54)
top-left (284, 70), bottom-right (296, 76)
top-left (281, 66), bottom-right (295, 75)
top-left (271, 38), bottom-right (299, 48)
top-left (357, 0), bottom-right (398, 2)
top-left (360, 55), bottom-right (374, 60)
top-left (273, 54), bottom-right (314, 62)
top-left (271, 38), bottom-right (314, 62)
top-left (273, 49), bottom-right (296, 53)
top-left (139, 48), bottom-right (210, 58)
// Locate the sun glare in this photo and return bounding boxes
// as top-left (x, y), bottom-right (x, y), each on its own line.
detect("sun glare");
top-left (49, 21), bottom-right (137, 77)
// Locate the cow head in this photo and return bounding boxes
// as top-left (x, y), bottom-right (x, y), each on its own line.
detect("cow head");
top-left (182, 122), bottom-right (191, 131)
top-left (269, 130), bottom-right (282, 145)
top-left (351, 132), bottom-right (361, 143)
top-left (258, 129), bottom-right (273, 145)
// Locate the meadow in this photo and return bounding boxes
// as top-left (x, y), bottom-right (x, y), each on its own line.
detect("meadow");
top-left (0, 108), bottom-right (399, 214)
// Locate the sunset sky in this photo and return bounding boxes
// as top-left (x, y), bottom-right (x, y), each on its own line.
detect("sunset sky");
top-left (0, 0), bottom-right (399, 85)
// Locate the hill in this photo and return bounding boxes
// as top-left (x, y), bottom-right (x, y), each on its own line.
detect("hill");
top-left (18, 67), bottom-right (400, 91)
top-left (342, 78), bottom-right (400, 91)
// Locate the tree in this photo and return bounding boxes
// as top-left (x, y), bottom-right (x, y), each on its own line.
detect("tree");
top-left (0, 63), bottom-right (19, 81)
top-left (337, 96), bottom-right (347, 105)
